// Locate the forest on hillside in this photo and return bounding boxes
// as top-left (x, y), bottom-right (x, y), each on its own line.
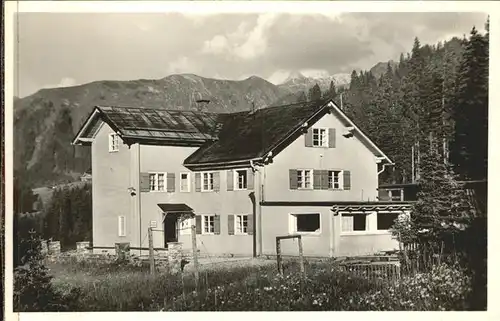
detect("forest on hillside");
top-left (299, 23), bottom-right (488, 186)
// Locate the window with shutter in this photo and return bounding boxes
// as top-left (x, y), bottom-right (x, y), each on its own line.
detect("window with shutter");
top-left (328, 170), bottom-right (343, 190)
top-left (180, 172), bottom-right (190, 192)
top-left (109, 133), bottom-right (119, 152)
top-left (312, 128), bottom-right (328, 147)
top-left (202, 215), bottom-right (215, 234)
top-left (202, 172), bottom-right (215, 191)
top-left (235, 170), bottom-right (248, 190)
top-left (341, 213), bottom-right (368, 233)
top-left (235, 214), bottom-right (249, 234)
top-left (148, 173), bottom-right (167, 191)
top-left (297, 169), bottom-right (313, 189)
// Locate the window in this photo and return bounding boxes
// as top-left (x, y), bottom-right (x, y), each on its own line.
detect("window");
top-left (377, 213), bottom-right (400, 230)
top-left (328, 170), bottom-right (342, 189)
top-left (312, 128), bottom-right (328, 147)
top-left (388, 189), bottom-right (402, 201)
top-left (297, 169), bottom-right (313, 189)
top-left (202, 172), bottom-right (214, 191)
top-left (118, 216), bottom-right (126, 237)
top-left (203, 215), bottom-right (215, 234)
top-left (235, 215), bottom-right (249, 234)
top-left (235, 170), bottom-right (248, 190)
top-left (180, 173), bottom-right (190, 192)
top-left (149, 173), bottom-right (166, 191)
top-left (180, 218), bottom-right (193, 235)
top-left (291, 213), bottom-right (321, 234)
top-left (341, 214), bottom-right (367, 232)
top-left (109, 133), bottom-right (119, 152)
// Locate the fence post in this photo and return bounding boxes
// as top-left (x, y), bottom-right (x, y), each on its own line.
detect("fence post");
top-left (191, 224), bottom-right (200, 287)
top-left (276, 237), bottom-right (282, 275)
top-left (148, 227), bottom-right (155, 275)
top-left (297, 235), bottom-right (305, 279)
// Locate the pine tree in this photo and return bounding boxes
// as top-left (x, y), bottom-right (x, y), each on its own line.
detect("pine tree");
top-left (324, 81), bottom-right (337, 100)
top-left (450, 27), bottom-right (488, 181)
top-left (308, 83), bottom-right (322, 101)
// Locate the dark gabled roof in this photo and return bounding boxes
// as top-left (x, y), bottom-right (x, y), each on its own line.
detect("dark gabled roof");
top-left (183, 99), bottom-right (331, 165)
top-left (73, 106), bottom-right (222, 145)
top-left (73, 99), bottom-right (393, 167)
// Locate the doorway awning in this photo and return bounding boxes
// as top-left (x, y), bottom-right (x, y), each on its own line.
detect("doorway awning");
top-left (157, 203), bottom-right (194, 214)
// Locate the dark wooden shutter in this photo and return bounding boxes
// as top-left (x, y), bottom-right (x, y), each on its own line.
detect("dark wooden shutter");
top-left (343, 170), bottom-right (351, 190)
top-left (289, 169), bottom-right (298, 189)
top-left (195, 215), bottom-right (202, 234)
top-left (140, 173), bottom-right (150, 192)
top-left (305, 128), bottom-right (313, 147)
top-left (166, 173), bottom-right (175, 192)
top-left (328, 128), bottom-right (336, 148)
top-left (247, 169), bottom-right (254, 190)
top-left (213, 172), bottom-right (220, 192)
top-left (247, 214), bottom-right (254, 235)
top-left (228, 215), bottom-right (235, 235)
top-left (195, 173), bottom-right (201, 192)
top-left (321, 170), bottom-right (329, 190)
top-left (214, 215), bottom-right (221, 235)
top-left (227, 170), bottom-right (234, 191)
top-left (313, 170), bottom-right (321, 189)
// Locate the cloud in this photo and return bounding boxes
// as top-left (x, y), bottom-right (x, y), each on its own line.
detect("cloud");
top-left (232, 13), bottom-right (277, 60)
top-left (202, 35), bottom-right (230, 55)
top-left (16, 12), bottom-right (488, 97)
top-left (201, 13), bottom-right (277, 60)
top-left (43, 77), bottom-right (77, 90)
top-left (167, 56), bottom-right (194, 74)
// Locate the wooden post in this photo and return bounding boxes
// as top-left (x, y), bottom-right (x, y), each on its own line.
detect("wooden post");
top-left (148, 227), bottom-right (155, 275)
top-left (298, 235), bottom-right (305, 279)
top-left (276, 238), bottom-right (282, 275)
top-left (191, 225), bottom-right (200, 287)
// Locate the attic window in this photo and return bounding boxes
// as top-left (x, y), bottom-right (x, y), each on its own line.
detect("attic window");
top-left (312, 128), bottom-right (328, 147)
top-left (109, 133), bottom-right (119, 152)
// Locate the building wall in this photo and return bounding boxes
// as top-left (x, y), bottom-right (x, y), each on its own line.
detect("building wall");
top-left (338, 233), bottom-right (398, 256)
top-left (260, 206), bottom-right (332, 257)
top-left (91, 123), bottom-right (133, 253)
top-left (262, 113), bottom-right (379, 202)
top-left (138, 145), bottom-right (254, 256)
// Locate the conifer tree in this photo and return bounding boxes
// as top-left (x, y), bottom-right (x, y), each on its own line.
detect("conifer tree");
top-left (308, 83), bottom-right (322, 101)
top-left (450, 26), bottom-right (489, 181)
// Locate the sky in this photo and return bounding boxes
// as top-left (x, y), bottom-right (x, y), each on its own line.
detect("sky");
top-left (15, 11), bottom-right (488, 98)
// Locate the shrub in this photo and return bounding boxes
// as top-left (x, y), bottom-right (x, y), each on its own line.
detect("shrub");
top-left (13, 232), bottom-right (81, 311)
top-left (351, 263), bottom-right (472, 310)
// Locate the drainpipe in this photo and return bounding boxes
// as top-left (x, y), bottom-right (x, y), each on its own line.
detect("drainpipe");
top-left (250, 159), bottom-right (263, 257)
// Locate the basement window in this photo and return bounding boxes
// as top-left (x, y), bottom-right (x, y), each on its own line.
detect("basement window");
top-left (290, 213), bottom-right (321, 234)
top-left (377, 212), bottom-right (400, 230)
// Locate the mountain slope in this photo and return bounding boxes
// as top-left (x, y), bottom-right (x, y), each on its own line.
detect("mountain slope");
top-left (277, 71), bottom-right (351, 94)
top-left (14, 74), bottom-right (290, 187)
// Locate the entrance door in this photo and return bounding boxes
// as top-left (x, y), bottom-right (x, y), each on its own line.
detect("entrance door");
top-left (164, 215), bottom-right (178, 246)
